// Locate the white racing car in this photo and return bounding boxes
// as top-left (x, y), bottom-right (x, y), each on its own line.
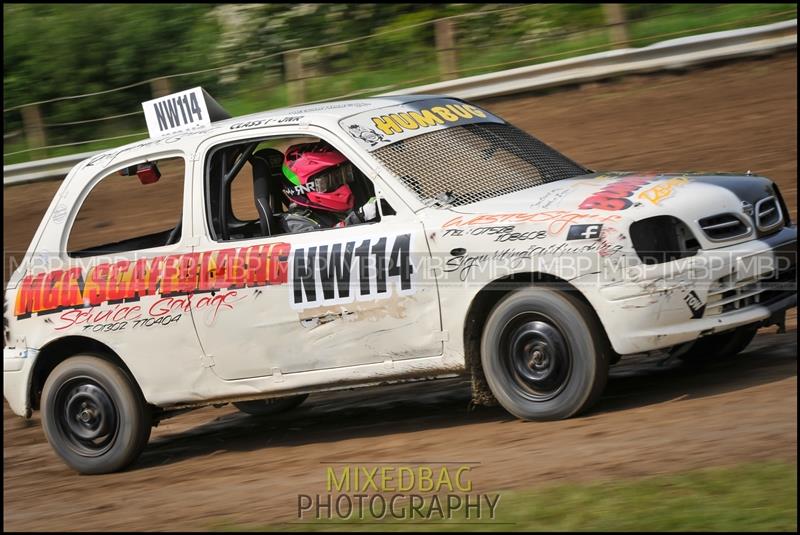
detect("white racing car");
top-left (4, 89), bottom-right (796, 473)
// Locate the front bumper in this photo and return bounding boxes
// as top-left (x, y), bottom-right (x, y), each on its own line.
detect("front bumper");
top-left (3, 346), bottom-right (37, 417)
top-left (581, 225), bottom-right (797, 355)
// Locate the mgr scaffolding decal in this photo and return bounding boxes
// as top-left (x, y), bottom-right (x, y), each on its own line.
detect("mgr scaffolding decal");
top-left (14, 243), bottom-right (290, 319)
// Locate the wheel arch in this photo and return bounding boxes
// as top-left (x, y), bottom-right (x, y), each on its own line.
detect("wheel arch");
top-left (29, 336), bottom-right (142, 411)
top-left (462, 272), bottom-right (617, 405)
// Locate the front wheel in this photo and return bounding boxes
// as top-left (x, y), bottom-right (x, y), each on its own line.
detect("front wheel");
top-left (481, 288), bottom-right (610, 421)
top-left (41, 355), bottom-right (151, 474)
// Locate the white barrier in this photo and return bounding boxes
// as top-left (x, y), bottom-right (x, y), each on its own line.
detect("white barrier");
top-left (383, 19), bottom-right (797, 100)
top-left (3, 19), bottom-right (796, 186)
top-left (4, 149), bottom-right (103, 186)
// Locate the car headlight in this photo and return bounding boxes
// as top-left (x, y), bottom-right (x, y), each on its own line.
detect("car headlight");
top-left (630, 215), bottom-right (700, 265)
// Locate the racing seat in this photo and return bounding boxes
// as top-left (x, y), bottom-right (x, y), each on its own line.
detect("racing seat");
top-left (250, 148), bottom-right (285, 237)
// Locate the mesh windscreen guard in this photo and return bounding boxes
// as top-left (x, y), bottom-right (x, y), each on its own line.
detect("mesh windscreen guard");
top-left (372, 123), bottom-right (589, 207)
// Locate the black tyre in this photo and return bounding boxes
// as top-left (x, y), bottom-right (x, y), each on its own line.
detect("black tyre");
top-left (41, 355), bottom-right (151, 475)
top-left (481, 287), bottom-right (610, 421)
top-left (679, 323), bottom-right (760, 363)
top-left (234, 394), bottom-right (309, 416)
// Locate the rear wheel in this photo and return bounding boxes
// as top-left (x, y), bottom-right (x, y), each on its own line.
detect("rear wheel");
top-left (41, 355), bottom-right (151, 474)
top-left (679, 323), bottom-right (760, 363)
top-left (480, 287), bottom-right (610, 421)
top-left (234, 394), bottom-right (309, 416)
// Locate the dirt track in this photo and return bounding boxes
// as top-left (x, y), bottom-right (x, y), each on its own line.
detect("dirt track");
top-left (4, 332), bottom-right (797, 531)
top-left (3, 53), bottom-right (798, 531)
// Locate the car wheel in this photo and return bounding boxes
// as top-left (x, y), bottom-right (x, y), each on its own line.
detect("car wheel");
top-left (41, 355), bottom-right (151, 475)
top-left (679, 323), bottom-right (760, 363)
top-left (234, 394), bottom-right (309, 416)
top-left (480, 287), bottom-right (610, 421)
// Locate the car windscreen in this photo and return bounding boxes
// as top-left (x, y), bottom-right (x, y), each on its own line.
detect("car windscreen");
top-left (370, 122), bottom-right (589, 207)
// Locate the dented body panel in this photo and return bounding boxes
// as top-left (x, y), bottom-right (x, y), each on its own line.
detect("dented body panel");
top-left (4, 94), bottom-right (796, 418)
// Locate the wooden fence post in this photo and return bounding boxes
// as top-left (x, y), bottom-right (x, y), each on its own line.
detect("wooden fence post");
top-left (21, 104), bottom-right (47, 159)
top-left (435, 19), bottom-right (458, 81)
top-left (284, 50), bottom-right (305, 105)
top-left (150, 77), bottom-right (173, 98)
top-left (603, 4), bottom-right (630, 49)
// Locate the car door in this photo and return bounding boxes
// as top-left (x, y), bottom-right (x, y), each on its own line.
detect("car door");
top-left (190, 127), bottom-right (444, 380)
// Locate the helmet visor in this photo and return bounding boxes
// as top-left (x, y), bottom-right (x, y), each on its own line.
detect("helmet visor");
top-left (313, 163), bottom-right (355, 192)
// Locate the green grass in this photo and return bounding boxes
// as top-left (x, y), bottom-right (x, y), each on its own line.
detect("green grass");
top-left (626, 3), bottom-right (796, 47)
top-left (4, 3), bottom-right (796, 165)
top-left (457, 30), bottom-right (613, 78)
top-left (209, 461), bottom-right (798, 532)
top-left (457, 3), bottom-right (796, 78)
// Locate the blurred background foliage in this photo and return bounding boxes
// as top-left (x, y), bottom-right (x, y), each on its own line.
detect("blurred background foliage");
top-left (4, 5), bottom-right (217, 123)
top-left (3, 3), bottom-right (796, 163)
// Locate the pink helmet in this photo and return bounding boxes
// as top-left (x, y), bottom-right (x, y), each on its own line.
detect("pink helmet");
top-left (281, 142), bottom-right (355, 213)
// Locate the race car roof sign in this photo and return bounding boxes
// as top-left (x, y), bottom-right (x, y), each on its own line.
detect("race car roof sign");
top-left (341, 98), bottom-right (505, 151)
top-left (142, 87), bottom-right (231, 139)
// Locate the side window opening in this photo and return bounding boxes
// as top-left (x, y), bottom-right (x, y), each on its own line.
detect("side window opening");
top-left (67, 156), bottom-right (185, 258)
top-left (206, 136), bottom-right (387, 242)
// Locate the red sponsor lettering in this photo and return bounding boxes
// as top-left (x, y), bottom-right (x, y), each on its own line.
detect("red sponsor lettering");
top-left (14, 243), bottom-right (291, 318)
top-left (55, 304), bottom-right (142, 331)
top-left (579, 175), bottom-right (655, 211)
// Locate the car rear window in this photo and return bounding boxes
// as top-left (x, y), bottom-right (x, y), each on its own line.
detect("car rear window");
top-left (67, 157), bottom-right (185, 257)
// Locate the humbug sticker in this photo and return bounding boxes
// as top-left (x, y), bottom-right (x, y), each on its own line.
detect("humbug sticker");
top-left (340, 98), bottom-right (504, 151)
top-left (289, 233), bottom-right (415, 309)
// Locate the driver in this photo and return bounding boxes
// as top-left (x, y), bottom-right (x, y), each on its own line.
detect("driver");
top-left (278, 141), bottom-right (378, 233)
